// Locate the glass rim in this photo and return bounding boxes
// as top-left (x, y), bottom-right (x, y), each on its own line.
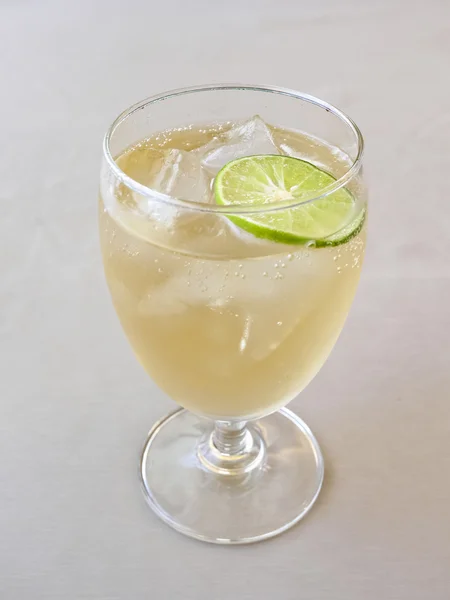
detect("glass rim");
top-left (103, 83), bottom-right (364, 215)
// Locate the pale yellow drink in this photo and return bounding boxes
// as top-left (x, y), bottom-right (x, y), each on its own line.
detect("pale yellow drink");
top-left (100, 123), bottom-right (365, 419)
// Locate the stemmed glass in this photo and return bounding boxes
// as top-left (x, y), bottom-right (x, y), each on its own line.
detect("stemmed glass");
top-left (99, 84), bottom-right (366, 544)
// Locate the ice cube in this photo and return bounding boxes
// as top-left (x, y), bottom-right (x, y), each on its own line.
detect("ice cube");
top-left (148, 148), bottom-right (211, 202)
top-left (134, 148), bottom-right (212, 225)
top-left (197, 116), bottom-right (281, 175)
top-left (138, 284), bottom-right (187, 316)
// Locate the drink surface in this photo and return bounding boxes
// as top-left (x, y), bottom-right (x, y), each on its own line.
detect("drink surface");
top-left (100, 118), bottom-right (366, 419)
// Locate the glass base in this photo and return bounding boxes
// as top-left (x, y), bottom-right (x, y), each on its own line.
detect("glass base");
top-left (140, 407), bottom-right (324, 544)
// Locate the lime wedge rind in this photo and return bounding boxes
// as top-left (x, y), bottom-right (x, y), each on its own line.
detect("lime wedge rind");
top-left (214, 155), bottom-right (365, 246)
top-left (318, 207), bottom-right (366, 247)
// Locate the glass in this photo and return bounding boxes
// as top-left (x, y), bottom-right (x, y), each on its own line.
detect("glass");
top-left (99, 84), bottom-right (366, 544)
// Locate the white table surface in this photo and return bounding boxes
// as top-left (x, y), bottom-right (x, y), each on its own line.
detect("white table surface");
top-left (2, 0), bottom-right (450, 598)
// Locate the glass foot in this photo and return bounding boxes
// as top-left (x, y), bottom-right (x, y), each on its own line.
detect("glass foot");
top-left (140, 407), bottom-right (324, 544)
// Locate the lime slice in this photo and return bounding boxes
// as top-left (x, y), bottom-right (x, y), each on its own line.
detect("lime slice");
top-left (214, 154), bottom-right (364, 246)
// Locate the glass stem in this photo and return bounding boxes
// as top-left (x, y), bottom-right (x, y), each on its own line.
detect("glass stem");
top-left (212, 420), bottom-right (252, 456)
top-left (198, 419), bottom-right (266, 476)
